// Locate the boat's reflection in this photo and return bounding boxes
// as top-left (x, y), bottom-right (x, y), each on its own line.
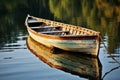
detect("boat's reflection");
top-left (26, 36), bottom-right (102, 80)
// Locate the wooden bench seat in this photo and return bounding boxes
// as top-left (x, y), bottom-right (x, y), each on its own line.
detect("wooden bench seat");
top-left (62, 34), bottom-right (95, 37)
top-left (30, 26), bottom-right (61, 29)
top-left (40, 31), bottom-right (69, 34)
top-left (28, 20), bottom-right (39, 23)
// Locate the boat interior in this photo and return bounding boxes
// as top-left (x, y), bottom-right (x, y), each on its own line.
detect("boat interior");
top-left (27, 16), bottom-right (98, 36)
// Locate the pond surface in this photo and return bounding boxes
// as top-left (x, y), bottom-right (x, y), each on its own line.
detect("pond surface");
top-left (0, 0), bottom-right (120, 80)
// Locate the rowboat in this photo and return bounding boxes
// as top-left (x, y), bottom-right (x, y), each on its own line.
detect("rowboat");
top-left (25, 14), bottom-right (101, 57)
top-left (26, 36), bottom-right (102, 80)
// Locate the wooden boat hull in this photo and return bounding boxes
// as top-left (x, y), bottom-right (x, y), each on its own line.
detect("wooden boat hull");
top-left (26, 36), bottom-right (102, 80)
top-left (25, 15), bottom-right (101, 57)
top-left (28, 29), bottom-right (99, 56)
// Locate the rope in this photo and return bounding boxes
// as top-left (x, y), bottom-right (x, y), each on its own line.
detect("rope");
top-left (102, 65), bottom-right (120, 79)
top-left (100, 36), bottom-right (120, 65)
top-left (100, 36), bottom-right (120, 79)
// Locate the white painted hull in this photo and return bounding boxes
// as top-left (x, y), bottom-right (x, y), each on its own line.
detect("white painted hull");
top-left (28, 29), bottom-right (100, 56)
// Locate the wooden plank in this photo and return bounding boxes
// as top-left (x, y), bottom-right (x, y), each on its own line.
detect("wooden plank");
top-left (30, 26), bottom-right (41, 29)
top-left (28, 19), bottom-right (39, 23)
top-left (63, 34), bottom-right (96, 37)
top-left (30, 26), bottom-right (61, 29)
top-left (40, 31), bottom-right (69, 34)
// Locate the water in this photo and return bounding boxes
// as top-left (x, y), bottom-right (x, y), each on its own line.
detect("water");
top-left (0, 0), bottom-right (120, 80)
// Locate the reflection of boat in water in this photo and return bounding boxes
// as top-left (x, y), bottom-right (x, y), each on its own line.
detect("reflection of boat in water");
top-left (26, 36), bottom-right (102, 80)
